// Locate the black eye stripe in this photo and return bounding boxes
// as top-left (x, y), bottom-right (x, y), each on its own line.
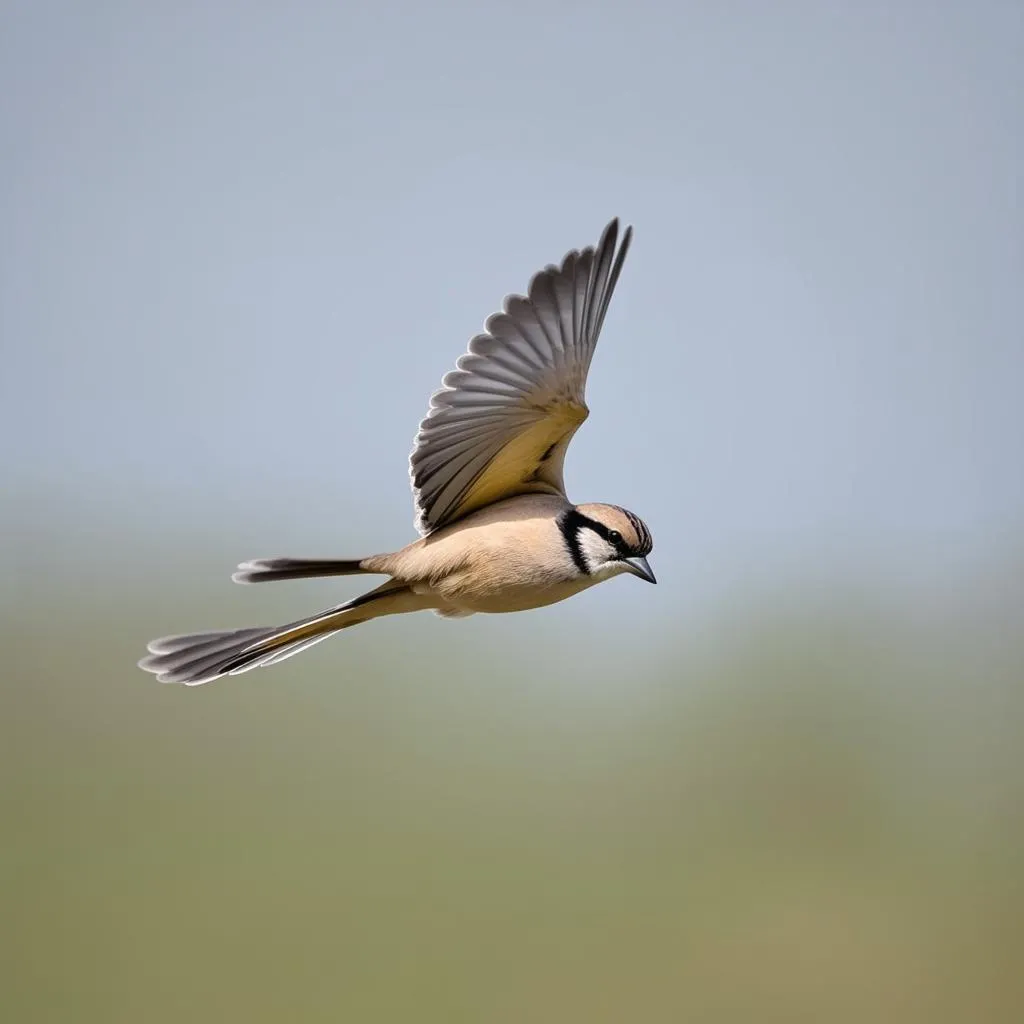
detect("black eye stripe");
top-left (570, 515), bottom-right (633, 553)
top-left (583, 518), bottom-right (619, 547)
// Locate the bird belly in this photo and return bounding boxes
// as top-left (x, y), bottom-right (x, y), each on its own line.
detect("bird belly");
top-left (426, 570), bottom-right (597, 615)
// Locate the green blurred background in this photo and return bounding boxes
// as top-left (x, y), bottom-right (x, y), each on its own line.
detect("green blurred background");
top-left (5, 523), bottom-right (1023, 1021)
top-left (3, 2), bottom-right (1022, 1021)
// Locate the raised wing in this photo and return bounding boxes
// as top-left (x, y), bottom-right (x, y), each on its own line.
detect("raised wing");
top-left (409, 217), bottom-right (632, 535)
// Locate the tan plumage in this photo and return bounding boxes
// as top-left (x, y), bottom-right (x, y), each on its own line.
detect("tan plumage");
top-left (139, 219), bottom-right (655, 686)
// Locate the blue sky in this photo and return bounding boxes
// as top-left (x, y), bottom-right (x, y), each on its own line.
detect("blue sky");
top-left (3, 1), bottom-right (1021, 616)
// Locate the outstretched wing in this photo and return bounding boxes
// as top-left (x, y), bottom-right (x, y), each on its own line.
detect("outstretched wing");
top-left (409, 217), bottom-right (632, 535)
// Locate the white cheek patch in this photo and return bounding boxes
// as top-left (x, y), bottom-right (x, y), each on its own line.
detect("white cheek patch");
top-left (578, 529), bottom-right (619, 575)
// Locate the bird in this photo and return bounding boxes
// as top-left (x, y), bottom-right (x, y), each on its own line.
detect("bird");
top-left (138, 217), bottom-right (655, 686)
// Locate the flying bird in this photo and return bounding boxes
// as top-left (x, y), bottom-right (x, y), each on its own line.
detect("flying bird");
top-left (139, 218), bottom-right (655, 685)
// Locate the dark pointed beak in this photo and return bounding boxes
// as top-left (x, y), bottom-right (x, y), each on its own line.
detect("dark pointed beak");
top-left (621, 555), bottom-right (657, 584)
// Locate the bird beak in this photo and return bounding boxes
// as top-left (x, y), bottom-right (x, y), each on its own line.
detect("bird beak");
top-left (621, 555), bottom-right (657, 584)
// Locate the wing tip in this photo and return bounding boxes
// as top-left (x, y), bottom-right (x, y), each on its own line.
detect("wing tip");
top-left (598, 215), bottom-right (633, 255)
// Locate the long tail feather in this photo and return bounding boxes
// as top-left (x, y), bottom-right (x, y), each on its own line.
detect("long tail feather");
top-left (139, 581), bottom-right (425, 686)
top-left (232, 557), bottom-right (372, 585)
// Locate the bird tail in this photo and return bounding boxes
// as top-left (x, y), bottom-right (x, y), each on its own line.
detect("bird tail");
top-left (231, 557), bottom-right (373, 584)
top-left (138, 580), bottom-right (425, 686)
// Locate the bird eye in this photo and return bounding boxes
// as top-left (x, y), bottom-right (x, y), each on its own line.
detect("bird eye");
top-left (608, 530), bottom-right (623, 546)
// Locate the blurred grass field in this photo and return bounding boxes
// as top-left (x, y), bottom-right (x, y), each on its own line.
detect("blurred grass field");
top-left (4, 526), bottom-right (1021, 1022)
